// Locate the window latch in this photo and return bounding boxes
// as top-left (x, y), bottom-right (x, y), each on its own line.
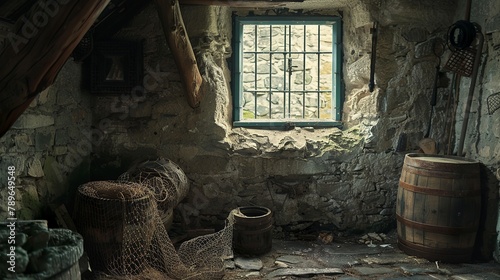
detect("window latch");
top-left (287, 57), bottom-right (294, 73)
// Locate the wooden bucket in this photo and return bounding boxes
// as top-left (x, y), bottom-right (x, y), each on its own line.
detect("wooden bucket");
top-left (73, 181), bottom-right (154, 275)
top-left (233, 206), bottom-right (273, 256)
top-left (396, 153), bottom-right (481, 263)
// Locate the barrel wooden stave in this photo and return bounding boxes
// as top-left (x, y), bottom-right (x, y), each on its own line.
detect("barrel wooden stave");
top-left (396, 153), bottom-right (481, 263)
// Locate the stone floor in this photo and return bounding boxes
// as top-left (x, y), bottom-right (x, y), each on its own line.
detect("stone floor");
top-left (223, 233), bottom-right (500, 280)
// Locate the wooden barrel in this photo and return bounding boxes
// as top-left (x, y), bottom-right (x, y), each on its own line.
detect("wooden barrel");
top-left (73, 181), bottom-right (154, 275)
top-left (233, 206), bottom-right (273, 256)
top-left (396, 153), bottom-right (481, 263)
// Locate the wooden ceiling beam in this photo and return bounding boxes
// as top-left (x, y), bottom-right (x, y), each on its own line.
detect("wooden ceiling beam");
top-left (178, 0), bottom-right (303, 8)
top-left (0, 0), bottom-right (110, 137)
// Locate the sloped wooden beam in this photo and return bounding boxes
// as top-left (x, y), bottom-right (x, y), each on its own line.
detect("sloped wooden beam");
top-left (154, 0), bottom-right (203, 108)
top-left (0, 0), bottom-right (110, 138)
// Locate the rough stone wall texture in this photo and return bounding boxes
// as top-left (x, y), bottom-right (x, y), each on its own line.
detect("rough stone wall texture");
top-left (2, 0), bottom-right (498, 240)
top-left (451, 0), bottom-right (500, 261)
top-left (88, 1), bottom-right (469, 234)
top-left (0, 61), bottom-right (92, 219)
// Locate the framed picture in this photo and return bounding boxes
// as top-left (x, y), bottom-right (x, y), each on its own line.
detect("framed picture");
top-left (90, 40), bottom-right (143, 94)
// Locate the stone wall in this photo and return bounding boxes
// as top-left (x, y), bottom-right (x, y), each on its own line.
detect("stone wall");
top-left (2, 0), bottom-right (499, 245)
top-left (452, 0), bottom-right (500, 261)
top-left (0, 61), bottom-right (92, 220)
top-left (88, 1), bottom-right (464, 234)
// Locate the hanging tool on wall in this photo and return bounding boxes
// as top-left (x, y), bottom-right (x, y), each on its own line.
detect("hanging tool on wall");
top-left (487, 92), bottom-right (500, 115)
top-left (368, 21), bottom-right (378, 92)
top-left (418, 38), bottom-right (445, 154)
top-left (442, 0), bottom-right (485, 157)
top-left (444, 73), bottom-right (460, 155)
top-left (456, 26), bottom-right (483, 157)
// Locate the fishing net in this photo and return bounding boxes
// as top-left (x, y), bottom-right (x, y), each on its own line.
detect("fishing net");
top-left (118, 158), bottom-right (190, 228)
top-left (74, 160), bottom-right (235, 280)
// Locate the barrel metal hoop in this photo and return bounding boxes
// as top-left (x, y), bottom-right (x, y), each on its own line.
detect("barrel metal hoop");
top-left (396, 214), bottom-right (478, 234)
top-left (398, 180), bottom-right (481, 197)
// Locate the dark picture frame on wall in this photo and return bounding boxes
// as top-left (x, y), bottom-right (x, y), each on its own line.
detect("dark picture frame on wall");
top-left (89, 40), bottom-right (143, 94)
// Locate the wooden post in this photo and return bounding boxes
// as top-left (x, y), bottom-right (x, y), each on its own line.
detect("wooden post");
top-left (0, 0), bottom-right (110, 138)
top-left (154, 0), bottom-right (203, 108)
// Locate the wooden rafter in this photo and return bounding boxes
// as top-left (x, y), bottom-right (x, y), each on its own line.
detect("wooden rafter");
top-left (154, 0), bottom-right (203, 108)
top-left (0, 0), bottom-right (110, 137)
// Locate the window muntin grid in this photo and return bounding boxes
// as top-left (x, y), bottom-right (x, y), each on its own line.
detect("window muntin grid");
top-left (233, 16), bottom-right (342, 128)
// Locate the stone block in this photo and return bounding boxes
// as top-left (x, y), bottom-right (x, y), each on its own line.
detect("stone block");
top-left (12, 114), bottom-right (54, 129)
top-left (37, 89), bottom-right (50, 105)
top-left (350, 2), bottom-right (371, 28)
top-left (17, 184), bottom-right (42, 220)
top-left (67, 126), bottom-right (83, 140)
top-left (379, 0), bottom-right (452, 27)
top-left (352, 266), bottom-right (394, 276)
top-left (0, 155), bottom-right (27, 177)
top-left (70, 108), bottom-right (91, 127)
top-left (316, 179), bottom-right (341, 198)
top-left (36, 87), bottom-right (55, 107)
top-left (53, 146), bottom-right (68, 156)
top-left (234, 257), bottom-right (263, 271)
top-left (186, 155), bottom-right (229, 175)
top-left (181, 6), bottom-right (223, 38)
top-left (14, 134), bottom-right (33, 153)
top-left (57, 89), bottom-right (78, 106)
top-left (402, 27), bottom-right (428, 43)
top-left (55, 107), bottom-right (90, 128)
top-left (415, 39), bottom-right (434, 59)
top-left (28, 157), bottom-right (45, 178)
top-left (485, 13), bottom-right (500, 34)
top-left (42, 157), bottom-right (66, 186)
top-left (54, 129), bottom-right (68, 145)
top-left (35, 129), bottom-right (55, 152)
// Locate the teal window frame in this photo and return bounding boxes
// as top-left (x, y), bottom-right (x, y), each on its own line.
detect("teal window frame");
top-left (232, 15), bottom-right (343, 129)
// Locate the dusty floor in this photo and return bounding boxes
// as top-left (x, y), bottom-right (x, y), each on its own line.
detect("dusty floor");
top-left (223, 232), bottom-right (500, 279)
top-left (81, 230), bottom-right (500, 280)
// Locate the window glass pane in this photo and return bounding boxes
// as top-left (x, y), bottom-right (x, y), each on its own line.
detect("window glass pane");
top-left (256, 93), bottom-right (270, 119)
top-left (305, 25), bottom-right (319, 52)
top-left (272, 26), bottom-right (285, 52)
top-left (319, 25), bottom-right (333, 52)
top-left (290, 25), bottom-right (305, 53)
top-left (242, 90), bottom-right (255, 119)
top-left (257, 25), bottom-right (270, 52)
top-left (242, 25), bottom-right (255, 52)
top-left (320, 53), bottom-right (333, 90)
top-left (320, 91), bottom-right (333, 119)
top-left (304, 92), bottom-right (319, 118)
top-left (289, 92), bottom-right (304, 119)
top-left (303, 54), bottom-right (316, 92)
top-left (270, 92), bottom-right (286, 119)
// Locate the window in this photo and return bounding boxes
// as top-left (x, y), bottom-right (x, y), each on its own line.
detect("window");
top-left (232, 16), bottom-right (343, 128)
